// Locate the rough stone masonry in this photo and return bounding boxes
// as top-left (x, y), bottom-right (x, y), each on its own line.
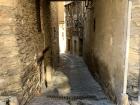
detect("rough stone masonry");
top-left (0, 0), bottom-right (59, 105)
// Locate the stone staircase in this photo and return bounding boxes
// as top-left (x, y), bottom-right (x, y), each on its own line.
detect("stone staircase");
top-left (27, 96), bottom-right (115, 105)
top-left (27, 54), bottom-right (115, 105)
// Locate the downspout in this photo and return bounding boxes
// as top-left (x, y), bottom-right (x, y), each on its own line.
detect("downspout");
top-left (123, 0), bottom-right (132, 94)
top-left (121, 1), bottom-right (132, 105)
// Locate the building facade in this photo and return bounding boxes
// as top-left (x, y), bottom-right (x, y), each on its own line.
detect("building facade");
top-left (82, 0), bottom-right (140, 103)
top-left (65, 1), bottom-right (84, 56)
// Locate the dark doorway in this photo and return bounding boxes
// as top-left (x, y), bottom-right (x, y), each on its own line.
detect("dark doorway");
top-left (79, 38), bottom-right (83, 56)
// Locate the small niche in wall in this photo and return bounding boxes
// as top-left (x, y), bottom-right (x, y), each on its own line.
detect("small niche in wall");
top-left (94, 18), bottom-right (96, 32)
top-left (35, 0), bottom-right (41, 32)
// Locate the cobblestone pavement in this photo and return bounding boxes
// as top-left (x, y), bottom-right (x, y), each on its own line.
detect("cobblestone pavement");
top-left (28, 54), bottom-right (115, 105)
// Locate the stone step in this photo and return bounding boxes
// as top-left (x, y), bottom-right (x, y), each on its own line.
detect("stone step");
top-left (0, 96), bottom-right (19, 105)
top-left (28, 96), bottom-right (115, 105)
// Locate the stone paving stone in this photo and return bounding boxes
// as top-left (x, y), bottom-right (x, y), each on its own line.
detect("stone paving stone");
top-left (28, 54), bottom-right (115, 105)
top-left (28, 96), bottom-right (70, 105)
top-left (53, 54), bottom-right (107, 99)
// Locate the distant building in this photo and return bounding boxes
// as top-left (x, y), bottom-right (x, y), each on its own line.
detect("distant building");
top-left (65, 1), bottom-right (84, 56)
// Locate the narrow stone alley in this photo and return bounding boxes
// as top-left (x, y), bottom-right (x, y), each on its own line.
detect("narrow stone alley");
top-left (28, 54), bottom-right (114, 105)
top-left (1, 0), bottom-right (140, 105)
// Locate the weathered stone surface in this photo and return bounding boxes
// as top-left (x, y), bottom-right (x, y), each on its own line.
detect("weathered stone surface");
top-left (28, 97), bottom-right (115, 105)
top-left (0, 0), bottom-right (22, 96)
top-left (50, 2), bottom-right (59, 66)
top-left (27, 54), bottom-right (115, 105)
top-left (83, 0), bottom-right (128, 103)
top-left (0, 0), bottom-right (59, 105)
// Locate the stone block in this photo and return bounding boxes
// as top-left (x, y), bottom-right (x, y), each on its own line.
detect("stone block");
top-left (9, 97), bottom-right (19, 105)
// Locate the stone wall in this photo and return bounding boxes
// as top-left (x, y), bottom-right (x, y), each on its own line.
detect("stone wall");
top-left (65, 2), bottom-right (84, 56)
top-left (15, 0), bottom-right (44, 104)
top-left (0, 0), bottom-right (42, 104)
top-left (0, 0), bottom-right (22, 97)
top-left (50, 2), bottom-right (59, 67)
top-left (83, 0), bottom-right (128, 103)
top-left (40, 1), bottom-right (59, 88)
top-left (0, 0), bottom-right (59, 105)
top-left (127, 0), bottom-right (140, 100)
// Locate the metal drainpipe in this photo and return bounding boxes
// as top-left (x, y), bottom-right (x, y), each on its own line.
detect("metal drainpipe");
top-left (123, 0), bottom-right (132, 95)
top-left (120, 1), bottom-right (132, 105)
